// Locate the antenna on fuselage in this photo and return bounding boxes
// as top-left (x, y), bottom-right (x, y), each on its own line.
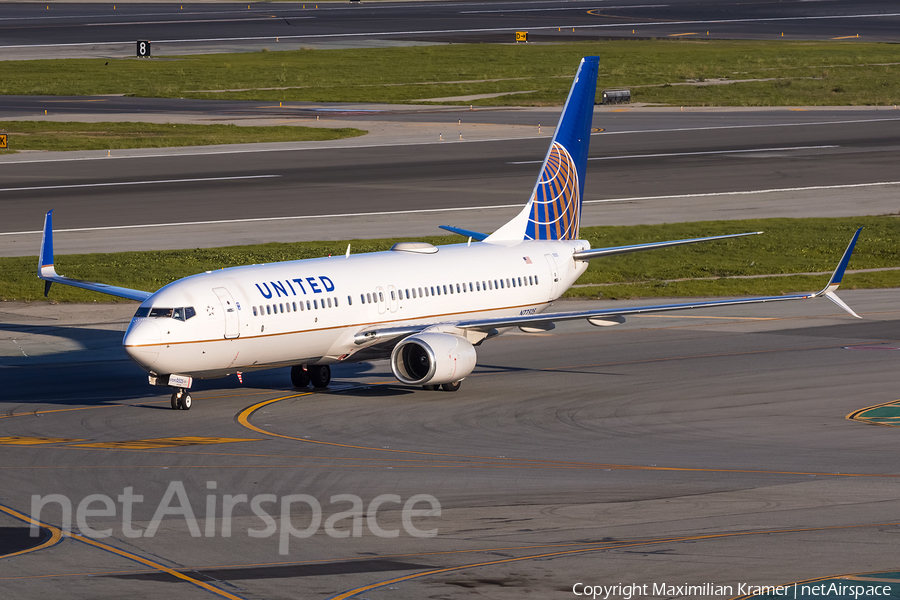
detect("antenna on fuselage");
top-left (467, 237), bottom-right (472, 247)
top-left (345, 244), bottom-right (351, 258)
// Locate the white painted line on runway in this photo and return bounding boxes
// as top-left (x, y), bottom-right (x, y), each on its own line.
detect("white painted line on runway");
top-left (2, 180), bottom-right (899, 237)
top-left (0, 175), bottom-right (280, 193)
top-left (461, 5), bottom-right (666, 13)
top-left (508, 145), bottom-right (839, 164)
top-left (599, 117), bottom-right (900, 136)
top-left (84, 18), bottom-right (312, 27)
top-left (583, 180), bottom-right (900, 205)
top-left (3, 12), bottom-right (898, 48)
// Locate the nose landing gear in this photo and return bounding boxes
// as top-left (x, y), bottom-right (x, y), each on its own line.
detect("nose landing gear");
top-left (170, 389), bottom-right (192, 410)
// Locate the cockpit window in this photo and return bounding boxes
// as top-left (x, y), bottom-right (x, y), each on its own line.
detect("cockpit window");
top-left (138, 307), bottom-right (196, 321)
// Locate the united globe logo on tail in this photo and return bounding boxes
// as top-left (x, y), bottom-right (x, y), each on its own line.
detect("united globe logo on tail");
top-left (525, 141), bottom-right (580, 241)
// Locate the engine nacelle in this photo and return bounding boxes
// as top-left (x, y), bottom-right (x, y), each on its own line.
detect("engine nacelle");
top-left (390, 332), bottom-right (477, 385)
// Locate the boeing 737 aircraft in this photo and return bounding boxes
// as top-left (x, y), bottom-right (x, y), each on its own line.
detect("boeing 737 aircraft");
top-left (37, 57), bottom-right (862, 410)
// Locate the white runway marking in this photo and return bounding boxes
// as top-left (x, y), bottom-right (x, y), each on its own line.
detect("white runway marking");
top-left (83, 18), bottom-right (312, 27)
top-left (508, 145), bottom-right (840, 164)
top-left (0, 175), bottom-right (280, 193)
top-left (461, 5), bottom-right (667, 13)
top-left (2, 181), bottom-right (898, 237)
top-left (583, 180), bottom-right (900, 204)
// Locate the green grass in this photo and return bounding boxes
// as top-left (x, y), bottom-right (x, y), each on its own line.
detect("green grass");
top-left (0, 121), bottom-right (365, 151)
top-left (0, 41), bottom-right (898, 106)
top-left (2, 217), bottom-right (898, 303)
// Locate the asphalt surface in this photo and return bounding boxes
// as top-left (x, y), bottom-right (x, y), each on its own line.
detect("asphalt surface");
top-left (2, 0), bottom-right (899, 59)
top-left (1, 106), bottom-right (899, 256)
top-left (1, 290), bottom-right (899, 599)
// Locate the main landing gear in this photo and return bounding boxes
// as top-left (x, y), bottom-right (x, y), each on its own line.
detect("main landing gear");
top-left (170, 389), bottom-right (192, 410)
top-left (422, 381), bottom-right (462, 392)
top-left (291, 364), bottom-right (331, 389)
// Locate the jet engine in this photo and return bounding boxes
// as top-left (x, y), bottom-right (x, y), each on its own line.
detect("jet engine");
top-left (390, 332), bottom-right (477, 385)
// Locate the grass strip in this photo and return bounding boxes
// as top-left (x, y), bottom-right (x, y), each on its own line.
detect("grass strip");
top-left (0, 41), bottom-right (898, 106)
top-left (0, 121), bottom-right (365, 152)
top-left (1, 217), bottom-right (898, 303)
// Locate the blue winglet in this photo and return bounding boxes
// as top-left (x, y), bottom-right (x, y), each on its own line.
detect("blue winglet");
top-left (824, 227), bottom-right (862, 289)
top-left (40, 210), bottom-right (54, 270)
top-left (39, 210), bottom-right (55, 297)
top-left (439, 225), bottom-right (489, 241)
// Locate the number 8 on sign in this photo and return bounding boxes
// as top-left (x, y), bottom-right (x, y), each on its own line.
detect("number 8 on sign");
top-left (137, 40), bottom-right (150, 57)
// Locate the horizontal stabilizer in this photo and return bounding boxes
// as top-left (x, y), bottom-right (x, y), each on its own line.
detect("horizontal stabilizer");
top-left (38, 210), bottom-right (152, 302)
top-left (439, 225), bottom-right (489, 241)
top-left (573, 231), bottom-right (763, 261)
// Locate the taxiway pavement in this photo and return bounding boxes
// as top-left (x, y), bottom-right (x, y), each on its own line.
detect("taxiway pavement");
top-left (1, 290), bottom-right (899, 598)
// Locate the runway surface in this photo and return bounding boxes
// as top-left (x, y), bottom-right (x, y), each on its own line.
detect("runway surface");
top-left (2, 0), bottom-right (899, 59)
top-left (1, 105), bottom-right (899, 256)
top-left (1, 289), bottom-right (899, 599)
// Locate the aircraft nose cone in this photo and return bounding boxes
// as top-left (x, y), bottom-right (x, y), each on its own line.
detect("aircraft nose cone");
top-left (123, 319), bottom-right (161, 369)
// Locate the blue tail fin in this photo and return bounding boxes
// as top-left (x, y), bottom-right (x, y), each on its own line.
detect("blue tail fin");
top-left (487, 56), bottom-right (599, 243)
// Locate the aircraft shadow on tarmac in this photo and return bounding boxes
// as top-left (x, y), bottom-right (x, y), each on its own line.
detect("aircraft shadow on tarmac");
top-left (757, 319), bottom-right (900, 340)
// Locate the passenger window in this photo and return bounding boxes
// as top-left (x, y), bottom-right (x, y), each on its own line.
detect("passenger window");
top-left (456, 284), bottom-right (461, 293)
top-left (327, 298), bottom-right (332, 308)
top-left (391, 290), bottom-right (395, 300)
top-left (293, 302), bottom-right (297, 311)
top-left (529, 276), bottom-right (533, 285)
top-left (405, 289), bottom-right (410, 299)
top-left (306, 301), bottom-right (311, 311)
top-left (314, 299), bottom-right (319, 309)
top-left (379, 292), bottom-right (384, 302)
top-left (412, 289), bottom-right (417, 299)
top-left (279, 303), bottom-right (284, 313)
top-left (418, 287), bottom-right (423, 297)
top-left (266, 305), bottom-right (271, 315)
top-left (442, 285), bottom-right (447, 295)
top-left (518, 277), bottom-right (523, 287)
top-left (425, 287), bottom-right (430, 297)
top-left (367, 293), bottom-right (372, 303)
top-left (360, 294), bottom-right (365, 304)
top-left (300, 302), bottom-right (305, 311)
top-left (335, 297), bottom-right (339, 307)
top-left (253, 306), bottom-right (258, 316)
top-left (348, 295), bottom-right (352, 306)
top-left (476, 282), bottom-right (481, 291)
top-left (535, 275), bottom-right (539, 284)
top-left (506, 279), bottom-right (510, 288)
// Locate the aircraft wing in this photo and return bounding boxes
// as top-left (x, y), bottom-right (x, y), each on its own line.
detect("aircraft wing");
top-left (37, 210), bottom-right (152, 302)
top-left (456, 228), bottom-right (863, 332)
top-left (572, 231), bottom-right (762, 260)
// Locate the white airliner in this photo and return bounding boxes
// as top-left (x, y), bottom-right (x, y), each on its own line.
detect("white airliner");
top-left (37, 57), bottom-right (861, 410)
